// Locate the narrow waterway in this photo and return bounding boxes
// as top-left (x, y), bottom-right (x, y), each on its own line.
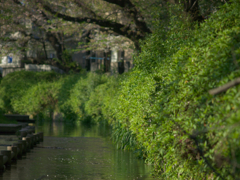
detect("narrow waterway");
top-left (0, 121), bottom-right (155, 180)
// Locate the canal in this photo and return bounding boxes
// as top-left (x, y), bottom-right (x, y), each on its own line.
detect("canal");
top-left (0, 121), bottom-right (155, 180)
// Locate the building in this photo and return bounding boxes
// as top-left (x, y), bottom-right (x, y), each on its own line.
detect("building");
top-left (1, 24), bottom-right (134, 75)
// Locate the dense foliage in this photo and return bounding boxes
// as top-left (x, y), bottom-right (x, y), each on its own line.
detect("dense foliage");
top-left (1, 1), bottom-right (240, 179)
top-left (112, 1), bottom-right (240, 179)
top-left (0, 71), bottom-right (60, 114)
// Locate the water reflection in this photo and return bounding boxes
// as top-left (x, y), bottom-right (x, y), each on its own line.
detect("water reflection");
top-left (36, 121), bottom-right (111, 138)
top-left (0, 121), bottom-right (155, 180)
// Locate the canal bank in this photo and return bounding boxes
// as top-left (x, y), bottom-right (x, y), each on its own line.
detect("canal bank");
top-left (0, 121), bottom-right (155, 180)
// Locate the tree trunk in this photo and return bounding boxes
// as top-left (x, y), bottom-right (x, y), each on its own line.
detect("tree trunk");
top-left (20, 41), bottom-right (28, 61)
top-left (118, 51), bottom-right (125, 74)
top-left (84, 30), bottom-right (91, 71)
top-left (104, 51), bottom-right (111, 72)
top-left (183, 0), bottom-right (204, 23)
top-left (134, 41), bottom-right (141, 53)
top-left (41, 38), bottom-right (48, 60)
top-left (46, 32), bottom-right (65, 61)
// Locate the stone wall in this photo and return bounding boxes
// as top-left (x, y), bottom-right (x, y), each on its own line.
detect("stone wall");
top-left (0, 64), bottom-right (64, 77)
top-left (24, 64), bottom-right (64, 74)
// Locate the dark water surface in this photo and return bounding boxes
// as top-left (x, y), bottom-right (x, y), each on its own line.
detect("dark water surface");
top-left (0, 121), bottom-right (155, 180)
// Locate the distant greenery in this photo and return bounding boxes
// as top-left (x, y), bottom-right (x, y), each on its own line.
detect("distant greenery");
top-left (0, 1), bottom-right (240, 179)
top-left (0, 70), bottom-right (109, 122)
top-left (0, 118), bottom-right (18, 124)
top-left (0, 108), bottom-right (17, 124)
top-left (0, 107), bottom-right (18, 124)
top-left (0, 71), bottom-right (61, 116)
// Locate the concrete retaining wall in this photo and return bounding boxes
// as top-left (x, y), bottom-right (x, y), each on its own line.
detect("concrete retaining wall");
top-left (0, 63), bottom-right (64, 77)
top-left (0, 123), bottom-right (44, 171)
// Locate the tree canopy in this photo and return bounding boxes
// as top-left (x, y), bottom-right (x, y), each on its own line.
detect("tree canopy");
top-left (0, 0), bottom-right (227, 62)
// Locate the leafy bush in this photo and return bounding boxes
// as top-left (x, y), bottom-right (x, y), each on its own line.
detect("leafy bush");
top-left (0, 70), bottom-right (110, 122)
top-left (68, 72), bottom-right (108, 122)
top-left (85, 75), bottom-right (119, 122)
top-left (0, 71), bottom-right (60, 113)
top-left (12, 81), bottom-right (60, 120)
top-left (108, 1), bottom-right (240, 179)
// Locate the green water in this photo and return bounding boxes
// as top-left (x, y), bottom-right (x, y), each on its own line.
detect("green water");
top-left (0, 121), bottom-right (155, 180)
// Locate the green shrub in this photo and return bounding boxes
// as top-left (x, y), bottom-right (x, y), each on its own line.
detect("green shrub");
top-left (68, 72), bottom-right (108, 121)
top-left (57, 74), bottom-right (81, 121)
top-left (110, 1), bottom-right (240, 179)
top-left (0, 71), bottom-right (60, 113)
top-left (12, 81), bottom-right (60, 120)
top-left (85, 75), bottom-right (119, 122)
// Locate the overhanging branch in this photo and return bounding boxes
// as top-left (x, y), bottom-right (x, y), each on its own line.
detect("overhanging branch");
top-left (103, 0), bottom-right (152, 34)
top-left (42, 3), bottom-right (144, 41)
top-left (209, 77), bottom-right (240, 95)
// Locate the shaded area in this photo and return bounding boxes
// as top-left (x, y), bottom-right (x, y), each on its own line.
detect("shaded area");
top-left (0, 122), bottom-right (154, 180)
